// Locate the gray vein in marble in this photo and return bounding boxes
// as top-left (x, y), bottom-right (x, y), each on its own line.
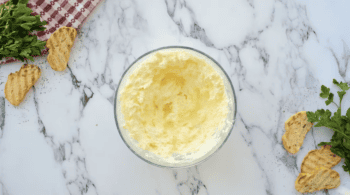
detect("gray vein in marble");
top-left (77, 1), bottom-right (140, 90)
top-left (67, 66), bottom-right (82, 89)
top-left (270, 7), bottom-right (275, 24)
top-left (223, 46), bottom-right (246, 92)
top-left (238, 115), bottom-right (274, 194)
top-left (333, 41), bottom-right (350, 80)
top-left (240, 131), bottom-right (252, 147)
top-left (0, 97), bottom-right (5, 138)
top-left (67, 65), bottom-right (95, 106)
top-left (274, 100), bottom-right (285, 141)
top-left (82, 87), bottom-right (94, 107)
top-left (226, 42), bottom-right (271, 94)
top-left (173, 166), bottom-right (209, 195)
top-left (246, 0), bottom-right (254, 9)
top-left (33, 84), bottom-right (98, 195)
top-left (33, 87), bottom-right (55, 146)
top-left (342, 40), bottom-right (350, 70)
top-left (165, 0), bottom-right (214, 47)
top-left (279, 153), bottom-right (298, 173)
top-left (310, 127), bottom-right (319, 149)
top-left (0, 181), bottom-right (9, 195)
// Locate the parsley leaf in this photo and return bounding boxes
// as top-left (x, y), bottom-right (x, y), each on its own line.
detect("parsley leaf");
top-left (325, 93), bottom-right (334, 105)
top-left (307, 79), bottom-right (350, 175)
top-left (333, 79), bottom-right (350, 91)
top-left (320, 85), bottom-right (330, 98)
top-left (0, 0), bottom-right (47, 62)
top-left (338, 91), bottom-right (346, 103)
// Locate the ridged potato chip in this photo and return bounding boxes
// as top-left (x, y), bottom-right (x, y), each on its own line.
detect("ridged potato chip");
top-left (46, 26), bottom-right (77, 71)
top-left (5, 64), bottom-right (41, 106)
top-left (282, 111), bottom-right (313, 154)
top-left (301, 145), bottom-right (341, 173)
top-left (295, 166), bottom-right (340, 193)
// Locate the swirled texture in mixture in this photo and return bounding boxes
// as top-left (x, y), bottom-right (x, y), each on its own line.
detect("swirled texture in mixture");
top-left (120, 50), bottom-right (228, 158)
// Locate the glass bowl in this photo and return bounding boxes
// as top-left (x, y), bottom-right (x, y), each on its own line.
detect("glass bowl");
top-left (114, 46), bottom-right (237, 168)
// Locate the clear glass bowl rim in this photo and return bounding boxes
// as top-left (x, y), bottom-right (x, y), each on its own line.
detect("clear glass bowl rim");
top-left (113, 46), bottom-right (238, 169)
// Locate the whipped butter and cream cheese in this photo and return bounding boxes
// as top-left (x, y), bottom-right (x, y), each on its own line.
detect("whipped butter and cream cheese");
top-left (119, 49), bottom-right (229, 160)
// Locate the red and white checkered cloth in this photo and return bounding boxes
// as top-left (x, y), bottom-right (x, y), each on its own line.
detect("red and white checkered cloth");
top-left (0, 0), bottom-right (103, 65)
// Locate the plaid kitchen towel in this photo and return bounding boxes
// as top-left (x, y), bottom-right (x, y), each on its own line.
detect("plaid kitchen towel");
top-left (0, 0), bottom-right (103, 65)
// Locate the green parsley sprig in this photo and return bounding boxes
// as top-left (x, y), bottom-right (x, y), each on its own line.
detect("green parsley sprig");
top-left (0, 0), bottom-right (47, 62)
top-left (307, 79), bottom-right (350, 174)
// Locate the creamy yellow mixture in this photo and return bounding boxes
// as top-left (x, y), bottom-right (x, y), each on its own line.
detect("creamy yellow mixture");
top-left (120, 50), bottom-right (228, 158)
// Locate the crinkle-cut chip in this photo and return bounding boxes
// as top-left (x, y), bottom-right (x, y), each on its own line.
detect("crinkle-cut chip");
top-left (301, 145), bottom-right (341, 173)
top-left (46, 26), bottom-right (77, 71)
top-left (5, 64), bottom-right (41, 106)
top-left (295, 167), bottom-right (340, 193)
top-left (282, 111), bottom-right (313, 154)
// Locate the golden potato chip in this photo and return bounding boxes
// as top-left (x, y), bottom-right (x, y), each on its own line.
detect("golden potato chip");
top-left (5, 64), bottom-right (41, 106)
top-left (46, 26), bottom-right (77, 71)
top-left (301, 145), bottom-right (341, 173)
top-left (282, 111), bottom-right (313, 154)
top-left (295, 167), bottom-right (340, 193)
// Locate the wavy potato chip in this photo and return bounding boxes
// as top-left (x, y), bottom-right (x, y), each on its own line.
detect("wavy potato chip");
top-left (282, 111), bottom-right (313, 154)
top-left (295, 167), bottom-right (340, 193)
top-left (301, 145), bottom-right (341, 173)
top-left (5, 64), bottom-right (41, 106)
top-left (46, 26), bottom-right (77, 71)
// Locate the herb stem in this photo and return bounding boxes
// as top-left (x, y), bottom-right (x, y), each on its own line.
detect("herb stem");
top-left (333, 128), bottom-right (350, 140)
top-left (333, 102), bottom-right (339, 108)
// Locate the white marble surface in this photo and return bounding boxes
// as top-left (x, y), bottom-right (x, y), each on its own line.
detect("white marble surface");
top-left (0, 0), bottom-right (350, 194)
